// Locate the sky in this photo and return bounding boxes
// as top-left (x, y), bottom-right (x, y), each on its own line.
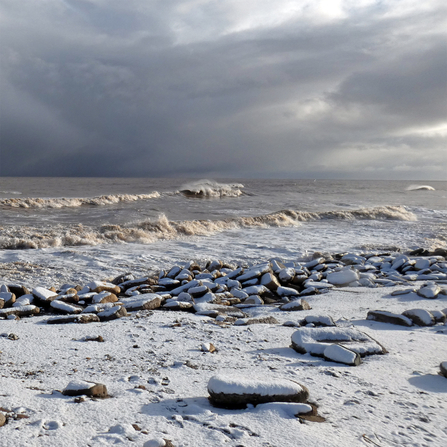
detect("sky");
top-left (0, 0), bottom-right (446, 179)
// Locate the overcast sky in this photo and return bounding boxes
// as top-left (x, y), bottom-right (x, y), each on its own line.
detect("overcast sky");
top-left (0, 0), bottom-right (446, 179)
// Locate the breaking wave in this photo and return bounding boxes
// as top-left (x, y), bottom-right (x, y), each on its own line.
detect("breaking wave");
top-left (0, 192), bottom-right (161, 209)
top-left (406, 185), bottom-right (435, 191)
top-left (0, 206), bottom-right (416, 249)
top-left (179, 180), bottom-right (245, 197)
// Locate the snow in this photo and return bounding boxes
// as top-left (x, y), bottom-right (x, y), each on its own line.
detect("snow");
top-left (326, 269), bottom-right (359, 285)
top-left (1, 279), bottom-right (447, 445)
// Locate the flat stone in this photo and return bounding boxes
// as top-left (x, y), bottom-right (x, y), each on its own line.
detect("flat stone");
top-left (208, 375), bottom-right (309, 409)
top-left (291, 327), bottom-right (387, 357)
top-left (62, 380), bottom-right (108, 398)
top-left (367, 310), bottom-right (413, 327)
top-left (280, 299), bottom-right (311, 311)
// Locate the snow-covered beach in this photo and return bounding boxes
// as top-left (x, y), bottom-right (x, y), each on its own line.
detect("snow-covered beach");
top-left (1, 178), bottom-right (447, 446)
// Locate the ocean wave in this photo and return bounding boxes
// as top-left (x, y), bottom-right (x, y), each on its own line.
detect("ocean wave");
top-left (0, 206), bottom-right (417, 249)
top-left (406, 184), bottom-right (435, 191)
top-left (179, 179), bottom-right (245, 197)
top-left (0, 192), bottom-right (161, 209)
top-left (0, 190), bottom-right (22, 195)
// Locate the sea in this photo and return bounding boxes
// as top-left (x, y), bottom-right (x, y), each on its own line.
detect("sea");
top-left (1, 177), bottom-right (446, 287)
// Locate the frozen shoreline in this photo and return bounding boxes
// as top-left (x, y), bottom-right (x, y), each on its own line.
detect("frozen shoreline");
top-left (1, 286), bottom-right (446, 446)
top-left (1, 248), bottom-right (447, 446)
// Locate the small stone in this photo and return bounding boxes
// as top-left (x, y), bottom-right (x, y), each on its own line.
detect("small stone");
top-left (0, 412), bottom-right (6, 427)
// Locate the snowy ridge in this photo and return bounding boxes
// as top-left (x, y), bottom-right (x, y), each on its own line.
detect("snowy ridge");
top-left (0, 206), bottom-right (417, 249)
top-left (0, 192), bottom-right (161, 209)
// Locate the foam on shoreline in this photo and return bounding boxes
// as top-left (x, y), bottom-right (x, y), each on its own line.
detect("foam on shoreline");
top-left (0, 206), bottom-right (417, 249)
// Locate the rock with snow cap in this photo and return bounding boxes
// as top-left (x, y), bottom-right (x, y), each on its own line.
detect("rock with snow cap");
top-left (417, 283), bottom-right (441, 299)
top-left (0, 305), bottom-right (40, 318)
top-left (367, 310), bottom-right (413, 327)
top-left (440, 362), bottom-right (447, 378)
top-left (326, 269), bottom-right (359, 286)
top-left (97, 305), bottom-right (128, 321)
top-left (62, 380), bottom-right (108, 397)
top-left (280, 299), bottom-right (311, 311)
top-left (291, 327), bottom-right (387, 357)
top-left (402, 309), bottom-right (435, 326)
top-left (47, 314), bottom-right (100, 324)
top-left (323, 344), bottom-right (362, 366)
top-left (208, 375), bottom-right (309, 408)
top-left (120, 293), bottom-right (162, 311)
top-left (87, 281), bottom-right (120, 294)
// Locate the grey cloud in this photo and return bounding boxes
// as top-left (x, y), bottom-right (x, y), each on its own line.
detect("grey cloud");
top-left (0, 1), bottom-right (446, 178)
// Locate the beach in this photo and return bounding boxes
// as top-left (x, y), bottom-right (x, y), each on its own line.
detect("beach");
top-left (0, 178), bottom-right (446, 446)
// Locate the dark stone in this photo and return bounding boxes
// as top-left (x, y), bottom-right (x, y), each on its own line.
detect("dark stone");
top-left (367, 310), bottom-right (413, 327)
top-left (62, 382), bottom-right (108, 398)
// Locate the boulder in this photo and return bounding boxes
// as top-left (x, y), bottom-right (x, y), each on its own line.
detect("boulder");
top-left (208, 375), bottom-right (309, 409)
top-left (417, 283), bottom-right (441, 299)
top-left (367, 310), bottom-right (413, 327)
top-left (402, 309), bottom-right (435, 326)
top-left (97, 305), bottom-right (128, 321)
top-left (291, 327), bottom-right (387, 357)
top-left (326, 269), bottom-right (359, 286)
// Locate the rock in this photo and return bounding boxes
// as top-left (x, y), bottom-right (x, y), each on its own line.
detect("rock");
top-left (260, 272), bottom-right (281, 291)
top-left (291, 327), bottom-right (387, 357)
top-left (91, 291), bottom-right (118, 304)
top-left (245, 316), bottom-right (279, 325)
top-left (402, 309), bottom-right (435, 326)
top-left (62, 380), bottom-right (108, 398)
top-left (326, 269), bottom-right (359, 286)
top-left (243, 295), bottom-right (264, 305)
top-left (276, 286), bottom-right (300, 297)
top-left (301, 315), bottom-right (336, 327)
top-left (414, 259), bottom-right (431, 270)
top-left (200, 343), bottom-right (217, 353)
top-left (0, 305), bottom-right (40, 318)
top-left (323, 344), bottom-right (362, 366)
top-left (47, 314), bottom-right (100, 324)
top-left (417, 283), bottom-right (441, 299)
top-left (0, 292), bottom-right (16, 307)
top-left (0, 412), bottom-right (5, 427)
top-left (208, 375), bottom-right (309, 409)
top-left (50, 300), bottom-right (83, 315)
top-left (97, 305), bottom-right (128, 321)
top-left (32, 286), bottom-right (58, 304)
top-left (280, 299), bottom-right (311, 311)
top-left (367, 310), bottom-right (413, 327)
top-left (440, 362), bottom-right (447, 378)
top-left (87, 281), bottom-right (120, 294)
top-left (121, 294), bottom-right (162, 311)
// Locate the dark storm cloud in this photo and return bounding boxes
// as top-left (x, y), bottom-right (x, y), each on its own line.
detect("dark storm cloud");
top-left (0, 0), bottom-right (446, 179)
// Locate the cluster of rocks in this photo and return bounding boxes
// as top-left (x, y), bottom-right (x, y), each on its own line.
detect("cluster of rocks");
top-left (1, 250), bottom-right (446, 323)
top-left (367, 308), bottom-right (447, 327)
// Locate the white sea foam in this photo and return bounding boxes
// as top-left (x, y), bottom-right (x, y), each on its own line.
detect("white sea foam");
top-left (0, 206), bottom-right (417, 249)
top-left (0, 192), bottom-right (160, 209)
top-left (406, 185), bottom-right (436, 191)
top-left (179, 179), bottom-right (245, 197)
top-left (0, 190), bottom-right (22, 195)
